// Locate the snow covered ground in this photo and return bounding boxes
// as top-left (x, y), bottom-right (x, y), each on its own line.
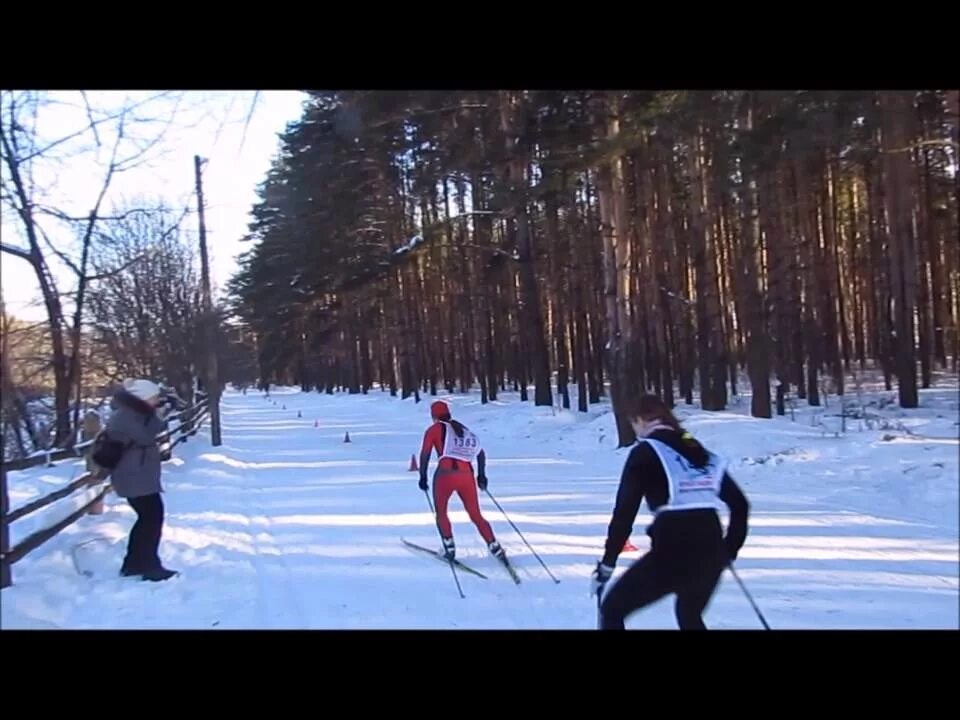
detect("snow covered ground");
top-left (2, 378), bottom-right (957, 630)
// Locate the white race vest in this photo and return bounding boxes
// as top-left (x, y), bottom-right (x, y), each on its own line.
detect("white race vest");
top-left (438, 421), bottom-right (482, 463)
top-left (641, 438), bottom-right (726, 515)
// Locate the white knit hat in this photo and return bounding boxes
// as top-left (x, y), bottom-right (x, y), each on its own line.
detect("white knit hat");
top-left (124, 378), bottom-right (161, 401)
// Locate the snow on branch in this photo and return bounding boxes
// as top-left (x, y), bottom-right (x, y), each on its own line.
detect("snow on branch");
top-left (660, 286), bottom-right (693, 305)
top-left (394, 235), bottom-right (424, 255)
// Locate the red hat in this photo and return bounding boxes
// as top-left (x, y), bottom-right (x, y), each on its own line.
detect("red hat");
top-left (430, 400), bottom-right (450, 419)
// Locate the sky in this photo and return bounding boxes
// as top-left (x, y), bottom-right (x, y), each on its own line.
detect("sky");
top-left (1, 90), bottom-right (308, 322)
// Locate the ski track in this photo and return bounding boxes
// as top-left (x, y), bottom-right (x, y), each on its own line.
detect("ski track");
top-left (242, 476), bottom-right (310, 629)
top-left (2, 385), bottom-right (957, 630)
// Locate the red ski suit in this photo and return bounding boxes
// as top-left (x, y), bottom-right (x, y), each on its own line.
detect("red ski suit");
top-left (419, 420), bottom-right (494, 543)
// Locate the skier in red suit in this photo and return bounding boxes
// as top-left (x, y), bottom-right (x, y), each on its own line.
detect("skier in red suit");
top-left (418, 400), bottom-right (506, 562)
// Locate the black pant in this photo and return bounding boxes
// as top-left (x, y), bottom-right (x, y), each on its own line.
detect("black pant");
top-left (123, 493), bottom-right (164, 572)
top-left (599, 541), bottom-right (727, 630)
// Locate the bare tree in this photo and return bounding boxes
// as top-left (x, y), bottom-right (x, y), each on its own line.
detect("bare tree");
top-left (85, 200), bottom-right (202, 399)
top-left (1, 91), bottom-right (186, 445)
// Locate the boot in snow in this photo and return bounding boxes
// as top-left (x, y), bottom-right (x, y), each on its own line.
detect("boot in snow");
top-left (141, 566), bottom-right (178, 582)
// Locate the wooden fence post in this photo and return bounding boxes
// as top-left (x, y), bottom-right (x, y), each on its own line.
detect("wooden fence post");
top-left (1, 462), bottom-right (11, 588)
top-left (82, 412), bottom-right (105, 515)
top-left (182, 404), bottom-right (193, 443)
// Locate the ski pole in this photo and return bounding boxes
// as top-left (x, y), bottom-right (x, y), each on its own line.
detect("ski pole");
top-left (728, 563), bottom-right (770, 630)
top-left (423, 489), bottom-right (464, 599)
top-left (483, 488), bottom-right (560, 583)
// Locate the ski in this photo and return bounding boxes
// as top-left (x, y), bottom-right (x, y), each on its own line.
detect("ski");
top-left (496, 554), bottom-right (522, 584)
top-left (400, 538), bottom-right (489, 579)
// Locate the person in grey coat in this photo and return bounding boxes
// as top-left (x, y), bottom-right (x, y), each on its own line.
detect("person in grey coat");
top-left (106, 378), bottom-right (177, 581)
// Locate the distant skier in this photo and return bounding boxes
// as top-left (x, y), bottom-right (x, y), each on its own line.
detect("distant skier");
top-left (590, 394), bottom-right (750, 630)
top-left (418, 400), bottom-right (507, 563)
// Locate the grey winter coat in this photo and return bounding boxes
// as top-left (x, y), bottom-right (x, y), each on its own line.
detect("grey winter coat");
top-left (104, 390), bottom-right (166, 498)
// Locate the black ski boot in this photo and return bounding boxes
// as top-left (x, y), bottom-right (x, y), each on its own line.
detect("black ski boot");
top-left (120, 560), bottom-right (142, 577)
top-left (488, 539), bottom-right (520, 583)
top-left (141, 566), bottom-right (178, 582)
top-left (441, 536), bottom-right (455, 560)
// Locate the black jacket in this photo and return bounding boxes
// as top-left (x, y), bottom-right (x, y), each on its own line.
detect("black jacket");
top-left (601, 428), bottom-right (749, 567)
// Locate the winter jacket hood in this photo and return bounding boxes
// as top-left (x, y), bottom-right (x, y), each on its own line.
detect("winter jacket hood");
top-left (111, 389), bottom-right (158, 416)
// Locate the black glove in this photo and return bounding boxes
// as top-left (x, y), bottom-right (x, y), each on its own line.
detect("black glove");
top-left (477, 474), bottom-right (488, 491)
top-left (418, 474), bottom-right (428, 492)
top-left (590, 561), bottom-right (614, 598)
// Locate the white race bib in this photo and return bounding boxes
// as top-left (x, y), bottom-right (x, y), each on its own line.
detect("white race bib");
top-left (439, 422), bottom-right (482, 463)
top-left (642, 438), bottom-right (726, 514)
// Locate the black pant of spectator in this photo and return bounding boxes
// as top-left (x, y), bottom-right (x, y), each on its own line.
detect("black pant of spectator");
top-left (121, 493), bottom-right (164, 575)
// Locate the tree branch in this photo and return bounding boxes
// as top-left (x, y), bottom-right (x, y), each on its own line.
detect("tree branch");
top-left (86, 203), bottom-right (190, 282)
top-left (16, 91), bottom-right (175, 164)
top-left (367, 103), bottom-right (489, 129)
top-left (0, 242), bottom-right (34, 263)
top-left (238, 91), bottom-right (260, 153)
top-left (882, 138), bottom-right (959, 154)
top-left (34, 205), bottom-right (164, 223)
top-left (455, 242), bottom-right (517, 260)
top-left (80, 91), bottom-right (102, 148)
top-left (38, 224), bottom-right (82, 277)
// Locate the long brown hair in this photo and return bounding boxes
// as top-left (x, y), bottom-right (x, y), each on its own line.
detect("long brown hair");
top-left (436, 411), bottom-right (468, 438)
top-left (623, 393), bottom-right (711, 465)
top-left (620, 394), bottom-right (683, 433)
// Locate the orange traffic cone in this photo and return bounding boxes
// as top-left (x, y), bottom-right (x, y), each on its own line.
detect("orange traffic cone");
top-left (344, 431), bottom-right (351, 443)
top-left (408, 454), bottom-right (418, 471)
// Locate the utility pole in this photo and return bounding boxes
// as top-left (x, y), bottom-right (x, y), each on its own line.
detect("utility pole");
top-left (194, 155), bottom-right (222, 446)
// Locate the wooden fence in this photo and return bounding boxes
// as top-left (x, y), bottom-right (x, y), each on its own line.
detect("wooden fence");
top-left (0, 398), bottom-right (209, 589)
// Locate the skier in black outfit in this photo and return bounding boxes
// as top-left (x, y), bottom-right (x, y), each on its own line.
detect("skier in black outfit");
top-left (590, 394), bottom-right (750, 630)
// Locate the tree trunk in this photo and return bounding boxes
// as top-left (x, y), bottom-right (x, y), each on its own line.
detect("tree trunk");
top-left (881, 91), bottom-right (919, 408)
top-left (737, 96), bottom-right (772, 417)
top-left (498, 90), bottom-right (552, 406)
